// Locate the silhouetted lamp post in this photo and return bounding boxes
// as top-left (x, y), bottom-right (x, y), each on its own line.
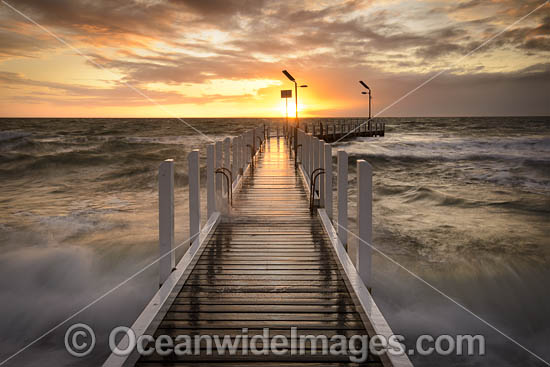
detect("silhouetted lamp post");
top-left (359, 80), bottom-right (372, 121)
top-left (282, 70), bottom-right (307, 164)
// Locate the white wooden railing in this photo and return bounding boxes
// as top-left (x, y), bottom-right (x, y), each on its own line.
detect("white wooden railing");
top-left (157, 125), bottom-right (265, 286)
top-left (292, 126), bottom-right (414, 367)
top-left (294, 128), bottom-right (373, 289)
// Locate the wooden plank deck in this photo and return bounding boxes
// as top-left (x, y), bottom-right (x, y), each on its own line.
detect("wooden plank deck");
top-left (135, 137), bottom-right (385, 366)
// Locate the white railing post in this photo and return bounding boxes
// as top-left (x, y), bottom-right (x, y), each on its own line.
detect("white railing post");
top-left (319, 140), bottom-right (325, 207)
top-left (232, 137), bottom-right (239, 182)
top-left (215, 141), bottom-right (222, 194)
top-left (357, 159), bottom-right (372, 289)
top-left (308, 134), bottom-right (314, 179)
top-left (250, 128), bottom-right (256, 155)
top-left (303, 132), bottom-right (308, 174)
top-left (304, 134), bottom-right (309, 177)
top-left (223, 137), bottom-right (230, 193)
top-left (207, 144), bottom-right (216, 217)
top-left (158, 159), bottom-right (174, 287)
top-left (246, 131), bottom-right (252, 163)
top-left (237, 135), bottom-right (242, 173)
top-left (188, 150), bottom-right (201, 247)
top-left (240, 135), bottom-right (245, 173)
top-left (313, 137), bottom-right (319, 177)
top-left (324, 144), bottom-right (332, 220)
top-left (299, 131), bottom-right (303, 164)
top-left (337, 150), bottom-right (348, 249)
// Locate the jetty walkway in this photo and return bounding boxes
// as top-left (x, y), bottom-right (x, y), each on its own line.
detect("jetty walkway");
top-left (104, 126), bottom-right (412, 367)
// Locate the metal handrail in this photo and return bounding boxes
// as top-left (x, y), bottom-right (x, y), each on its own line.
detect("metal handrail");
top-left (309, 168), bottom-right (325, 211)
top-left (215, 168), bottom-right (232, 207)
top-left (256, 136), bottom-right (263, 152)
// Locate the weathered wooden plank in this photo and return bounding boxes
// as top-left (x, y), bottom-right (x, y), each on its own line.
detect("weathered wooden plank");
top-left (137, 363), bottom-right (380, 367)
top-left (177, 294), bottom-right (351, 302)
top-left (172, 301), bottom-right (356, 308)
top-left (167, 305), bottom-right (358, 313)
top-left (138, 355), bottom-right (381, 364)
top-left (190, 269), bottom-right (342, 274)
top-left (163, 312), bottom-right (363, 322)
top-left (187, 274), bottom-right (345, 281)
top-left (158, 320), bottom-right (366, 330)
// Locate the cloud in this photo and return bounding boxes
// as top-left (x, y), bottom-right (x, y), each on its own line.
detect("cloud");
top-left (2, 0), bottom-right (548, 67)
top-left (0, 0), bottom-right (549, 115)
top-left (0, 70), bottom-right (260, 106)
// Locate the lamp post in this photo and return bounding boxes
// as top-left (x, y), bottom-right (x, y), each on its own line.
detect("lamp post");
top-left (359, 80), bottom-right (372, 121)
top-left (282, 70), bottom-right (307, 165)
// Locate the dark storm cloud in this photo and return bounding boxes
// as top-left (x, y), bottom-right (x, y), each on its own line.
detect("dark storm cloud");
top-left (2, 0), bottom-right (548, 64)
top-left (173, 0), bottom-right (266, 17)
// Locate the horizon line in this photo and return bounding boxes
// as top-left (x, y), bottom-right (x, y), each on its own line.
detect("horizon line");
top-left (1, 114), bottom-right (549, 119)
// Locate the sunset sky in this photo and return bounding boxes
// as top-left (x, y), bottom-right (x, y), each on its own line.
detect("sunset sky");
top-left (0, 0), bottom-right (549, 117)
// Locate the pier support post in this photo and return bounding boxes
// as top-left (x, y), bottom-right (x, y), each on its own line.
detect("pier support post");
top-left (207, 144), bottom-right (216, 217)
top-left (159, 159), bottom-right (175, 287)
top-left (324, 144), bottom-right (332, 220)
top-left (188, 150), bottom-right (201, 247)
top-left (319, 140), bottom-right (325, 207)
top-left (337, 150), bottom-right (348, 249)
top-left (357, 160), bottom-right (372, 289)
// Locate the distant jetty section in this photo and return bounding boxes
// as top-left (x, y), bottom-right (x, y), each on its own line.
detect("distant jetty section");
top-left (303, 119), bottom-right (385, 143)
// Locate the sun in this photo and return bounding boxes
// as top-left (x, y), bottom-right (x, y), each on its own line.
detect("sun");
top-left (277, 99), bottom-right (307, 118)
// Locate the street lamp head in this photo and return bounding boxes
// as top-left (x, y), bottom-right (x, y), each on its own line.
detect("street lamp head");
top-left (300, 85), bottom-right (308, 88)
top-left (359, 80), bottom-right (370, 90)
top-left (361, 91), bottom-right (367, 94)
top-left (282, 70), bottom-right (295, 82)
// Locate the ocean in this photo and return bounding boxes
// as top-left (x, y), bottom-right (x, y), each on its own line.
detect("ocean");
top-left (0, 117), bottom-right (549, 366)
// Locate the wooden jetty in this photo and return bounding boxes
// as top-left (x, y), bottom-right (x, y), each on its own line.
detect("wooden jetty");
top-left (104, 124), bottom-right (411, 367)
top-left (303, 120), bottom-right (385, 143)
